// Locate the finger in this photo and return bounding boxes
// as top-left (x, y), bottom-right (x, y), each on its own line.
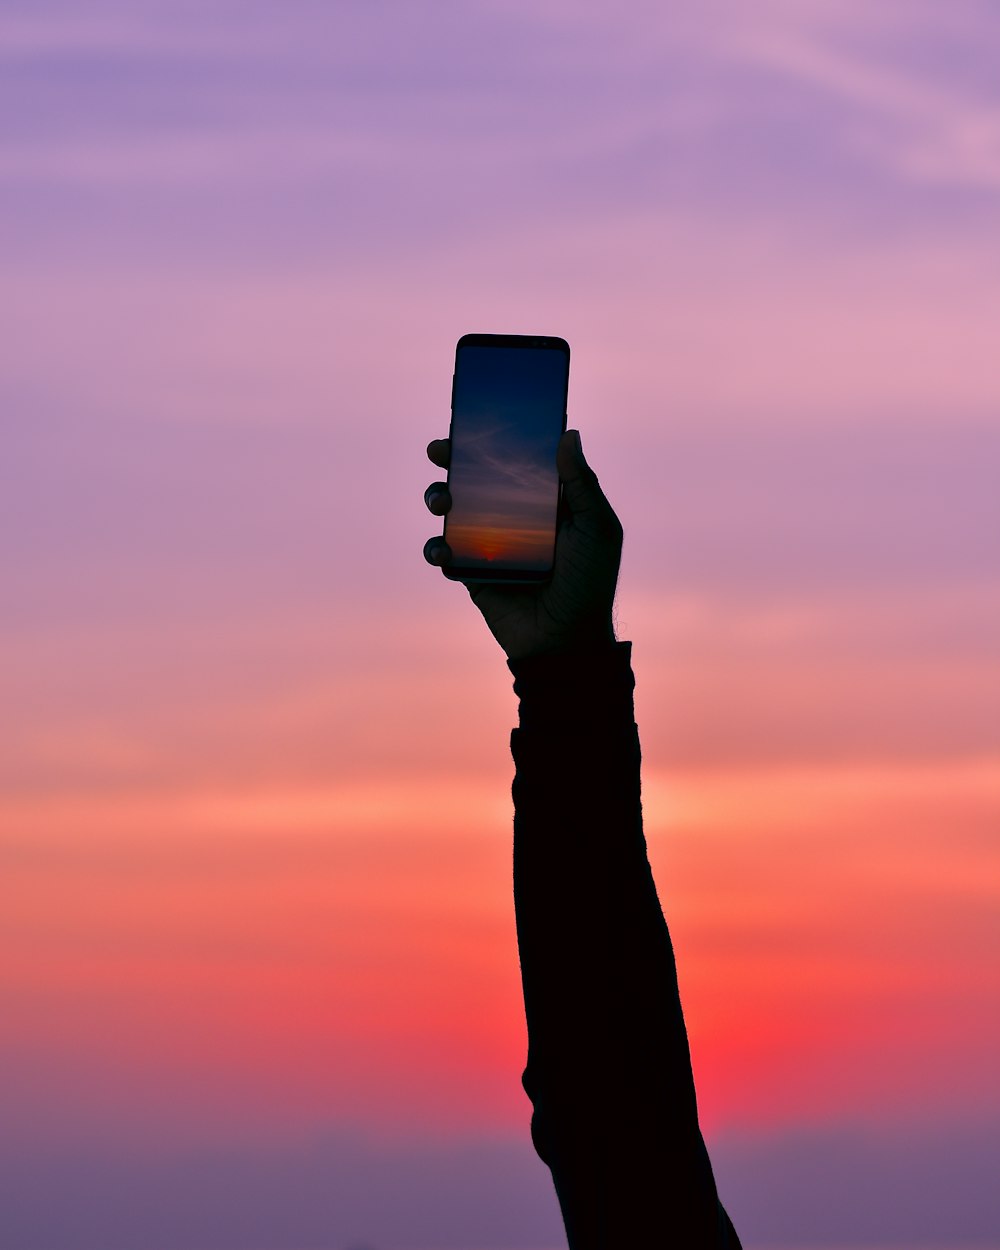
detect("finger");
top-left (427, 438), bottom-right (451, 469)
top-left (556, 430), bottom-right (620, 534)
top-left (423, 536), bottom-right (452, 566)
top-left (424, 482), bottom-right (452, 515)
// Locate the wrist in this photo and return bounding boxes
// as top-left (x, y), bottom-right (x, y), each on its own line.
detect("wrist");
top-left (509, 640), bottom-right (635, 732)
top-left (506, 619), bottom-right (617, 663)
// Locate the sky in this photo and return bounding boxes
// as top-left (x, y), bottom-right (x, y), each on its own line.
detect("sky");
top-left (1, 1), bottom-right (999, 1247)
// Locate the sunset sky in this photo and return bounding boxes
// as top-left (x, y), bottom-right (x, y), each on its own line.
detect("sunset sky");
top-left (2, 2), bottom-right (999, 1248)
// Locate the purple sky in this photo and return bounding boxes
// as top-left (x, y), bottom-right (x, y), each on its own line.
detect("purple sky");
top-left (2, 3), bottom-right (999, 1247)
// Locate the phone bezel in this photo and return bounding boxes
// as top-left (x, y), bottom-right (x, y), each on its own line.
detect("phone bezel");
top-left (442, 333), bottom-right (570, 584)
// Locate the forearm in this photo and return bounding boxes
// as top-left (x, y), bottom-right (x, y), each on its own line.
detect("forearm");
top-left (510, 643), bottom-right (740, 1248)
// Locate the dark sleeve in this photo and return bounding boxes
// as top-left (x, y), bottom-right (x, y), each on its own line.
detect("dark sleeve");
top-left (509, 641), bottom-right (741, 1250)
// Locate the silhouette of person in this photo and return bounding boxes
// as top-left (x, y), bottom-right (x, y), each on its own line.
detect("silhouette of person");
top-left (423, 430), bottom-right (742, 1249)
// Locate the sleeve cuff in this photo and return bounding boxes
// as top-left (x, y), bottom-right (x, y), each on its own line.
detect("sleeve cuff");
top-left (508, 641), bottom-right (635, 733)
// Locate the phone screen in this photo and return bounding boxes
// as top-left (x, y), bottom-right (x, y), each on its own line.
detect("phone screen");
top-left (443, 334), bottom-right (570, 582)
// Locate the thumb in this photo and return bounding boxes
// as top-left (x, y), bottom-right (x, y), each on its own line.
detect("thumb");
top-left (557, 429), bottom-right (615, 526)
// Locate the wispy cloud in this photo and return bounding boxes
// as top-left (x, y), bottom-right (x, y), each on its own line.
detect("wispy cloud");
top-left (0, 129), bottom-right (398, 185)
top-left (730, 17), bottom-right (1000, 190)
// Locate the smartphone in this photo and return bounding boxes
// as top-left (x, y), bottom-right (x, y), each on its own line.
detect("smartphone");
top-left (442, 333), bottom-right (570, 583)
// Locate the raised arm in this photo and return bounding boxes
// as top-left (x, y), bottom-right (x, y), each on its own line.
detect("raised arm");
top-left (424, 431), bottom-right (741, 1249)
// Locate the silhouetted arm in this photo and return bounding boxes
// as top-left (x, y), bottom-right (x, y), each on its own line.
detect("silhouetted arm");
top-left (424, 430), bottom-right (741, 1247)
top-left (510, 643), bottom-right (741, 1249)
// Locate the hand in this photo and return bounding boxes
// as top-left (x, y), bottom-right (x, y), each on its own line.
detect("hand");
top-left (423, 430), bottom-right (623, 661)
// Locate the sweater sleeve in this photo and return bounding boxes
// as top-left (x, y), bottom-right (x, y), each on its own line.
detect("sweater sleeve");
top-left (509, 642), bottom-right (741, 1250)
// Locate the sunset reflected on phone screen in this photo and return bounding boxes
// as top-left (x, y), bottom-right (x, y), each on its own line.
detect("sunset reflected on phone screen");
top-left (475, 529), bottom-right (503, 561)
top-left (446, 522), bottom-right (558, 567)
top-left (444, 341), bottom-right (566, 574)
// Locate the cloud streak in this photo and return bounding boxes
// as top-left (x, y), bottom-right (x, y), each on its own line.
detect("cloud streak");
top-left (732, 20), bottom-right (1000, 191)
